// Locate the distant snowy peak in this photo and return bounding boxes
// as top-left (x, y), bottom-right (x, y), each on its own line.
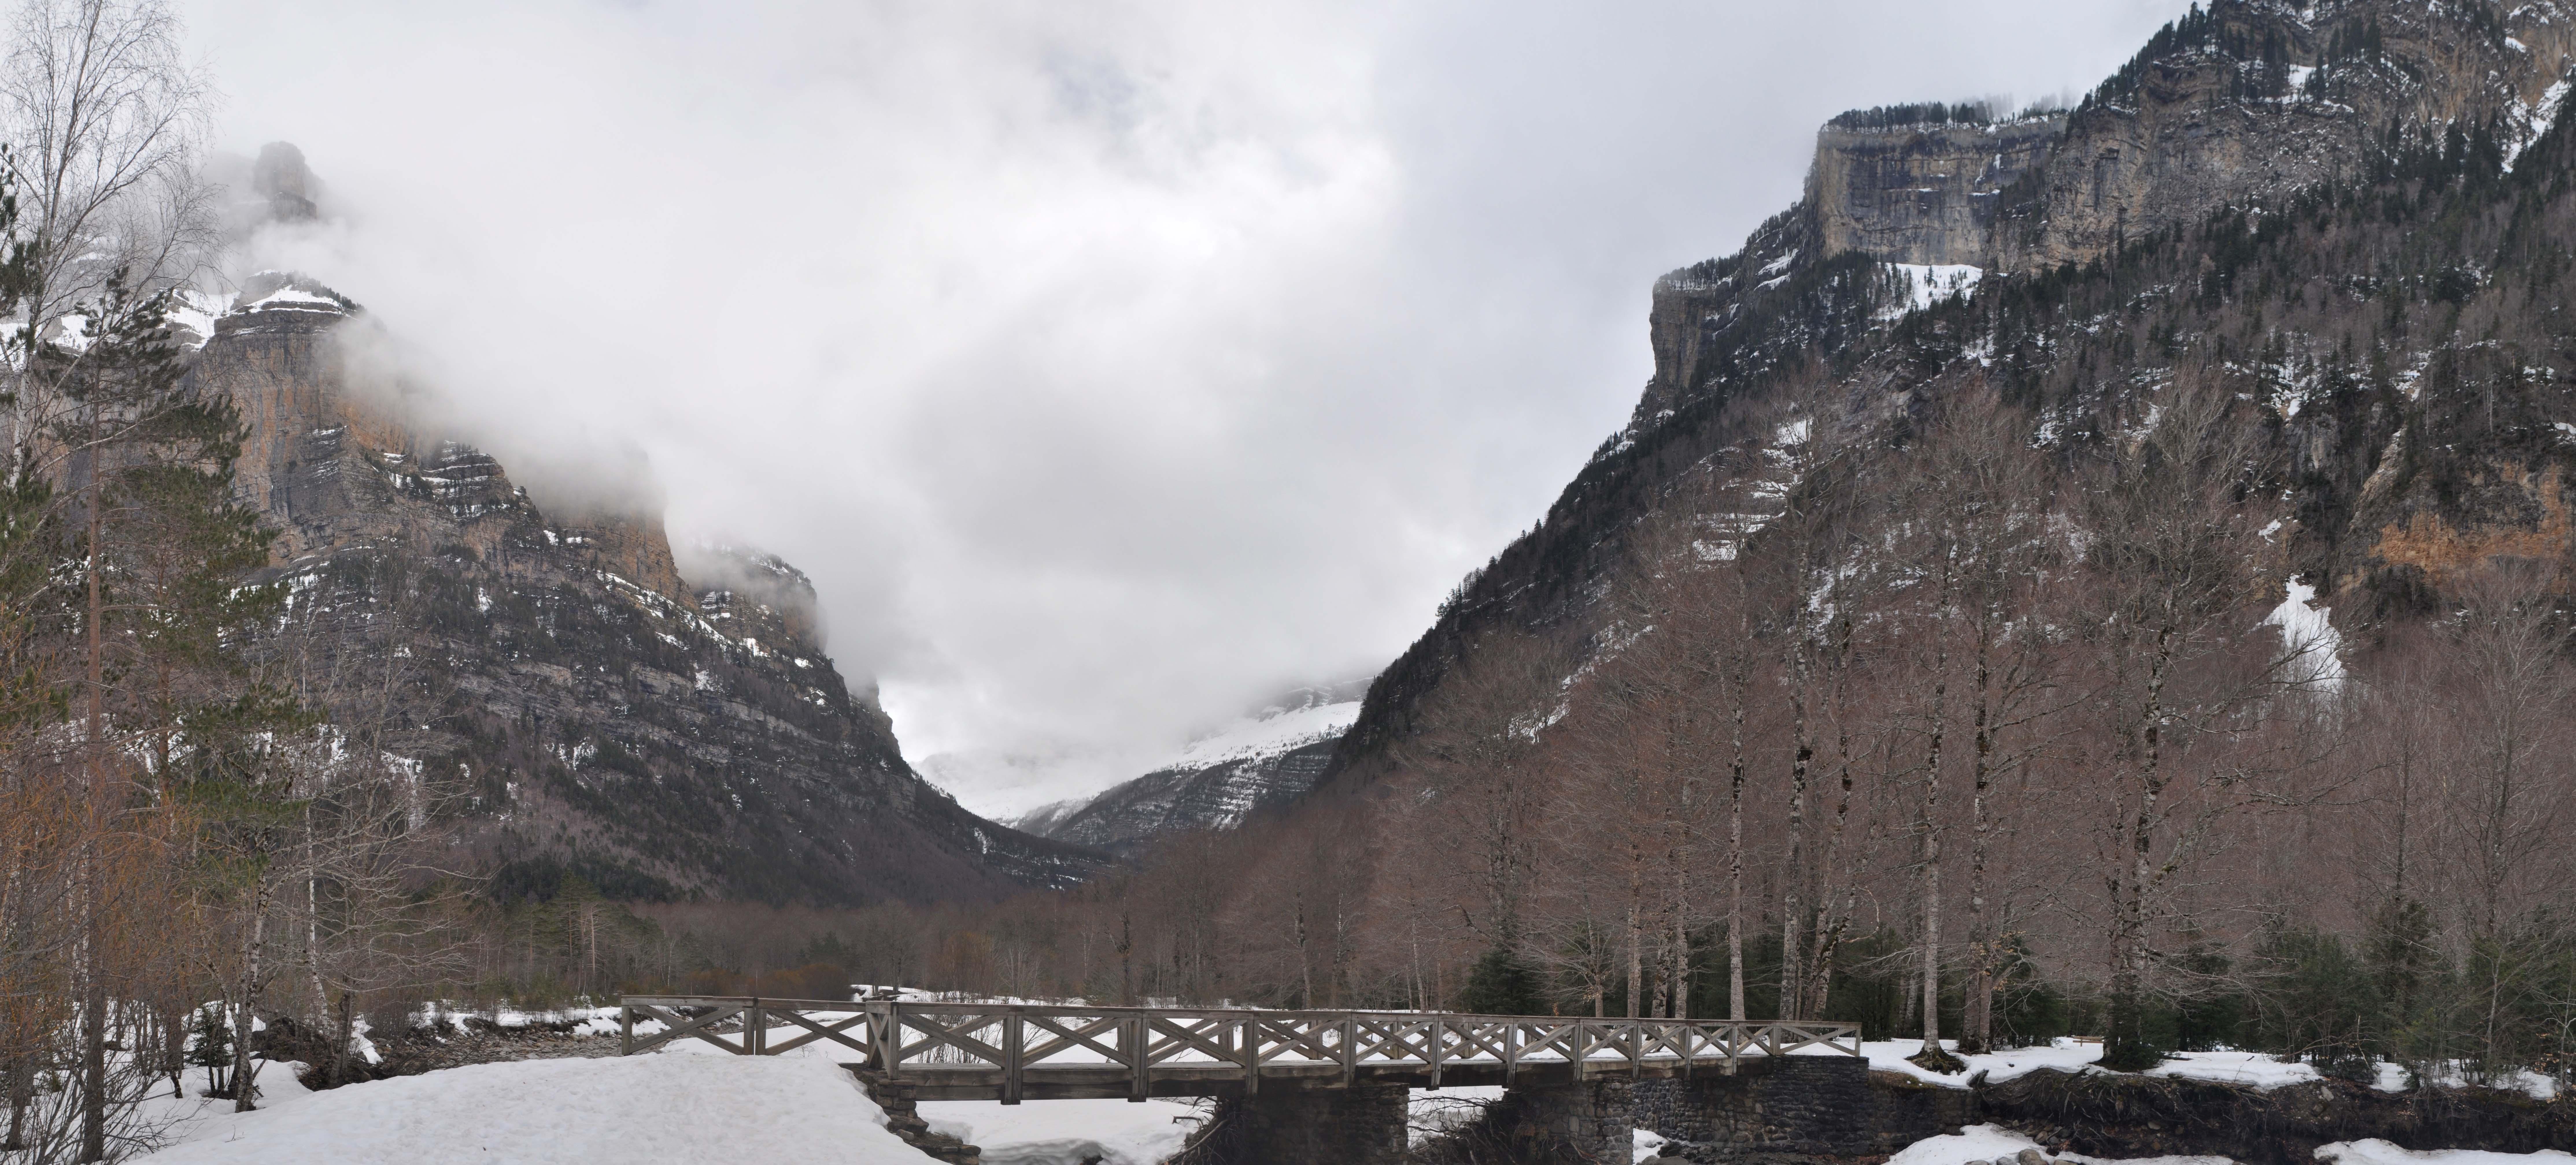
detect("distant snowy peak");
top-left (1164, 699), bottom-right (1360, 772)
top-left (1010, 690), bottom-right (1368, 857)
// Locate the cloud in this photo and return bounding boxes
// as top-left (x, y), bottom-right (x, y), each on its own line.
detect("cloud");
top-left (177, 0), bottom-right (2187, 812)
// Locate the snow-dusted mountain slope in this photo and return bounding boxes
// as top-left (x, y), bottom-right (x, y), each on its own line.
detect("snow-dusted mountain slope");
top-left (1011, 685), bottom-right (1365, 857)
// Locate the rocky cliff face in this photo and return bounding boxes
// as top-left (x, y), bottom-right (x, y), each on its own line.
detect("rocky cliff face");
top-left (187, 273), bottom-right (1097, 904)
top-left (1014, 685), bottom-right (1362, 857)
top-left (1651, 1), bottom-right (2576, 427)
top-left (1329, 0), bottom-right (2576, 784)
top-left (1810, 113), bottom-right (2063, 266)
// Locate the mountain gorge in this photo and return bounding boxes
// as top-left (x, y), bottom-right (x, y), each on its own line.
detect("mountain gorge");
top-left (187, 163), bottom-right (1096, 906)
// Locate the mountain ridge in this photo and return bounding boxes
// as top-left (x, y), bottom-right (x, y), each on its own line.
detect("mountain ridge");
top-left (186, 266), bottom-right (1101, 904)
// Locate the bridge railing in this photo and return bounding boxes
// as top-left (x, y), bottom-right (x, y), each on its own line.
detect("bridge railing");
top-left (617, 996), bottom-right (1861, 1101)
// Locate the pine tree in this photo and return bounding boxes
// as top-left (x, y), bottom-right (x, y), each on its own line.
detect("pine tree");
top-left (182, 1003), bottom-right (230, 1098)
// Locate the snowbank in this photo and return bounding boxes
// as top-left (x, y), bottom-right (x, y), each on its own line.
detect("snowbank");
top-left (1883, 1122), bottom-right (2228, 1165)
top-left (135, 1055), bottom-right (918, 1164)
top-left (1851, 1039), bottom-right (2492, 1093)
top-left (919, 1097), bottom-right (1200, 1165)
top-left (2317, 1140), bottom-right (2576, 1165)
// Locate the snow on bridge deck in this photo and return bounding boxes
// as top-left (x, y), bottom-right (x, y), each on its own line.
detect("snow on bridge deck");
top-left (617, 996), bottom-right (1861, 1103)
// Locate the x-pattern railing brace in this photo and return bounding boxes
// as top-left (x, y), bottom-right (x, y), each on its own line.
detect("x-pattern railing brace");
top-left (613, 997), bottom-right (1861, 1099)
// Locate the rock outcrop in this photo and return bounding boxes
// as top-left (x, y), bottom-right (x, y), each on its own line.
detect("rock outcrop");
top-left (187, 271), bottom-right (1098, 904)
top-left (1810, 112), bottom-right (2063, 267)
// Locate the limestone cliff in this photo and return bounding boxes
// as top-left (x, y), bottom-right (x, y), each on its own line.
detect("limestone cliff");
top-left (187, 273), bottom-right (1098, 904)
top-left (1652, 1), bottom-right (2576, 425)
top-left (1809, 113), bottom-right (2063, 266)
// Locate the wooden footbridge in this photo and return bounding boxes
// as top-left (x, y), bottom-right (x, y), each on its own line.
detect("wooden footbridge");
top-left (615, 996), bottom-right (1862, 1102)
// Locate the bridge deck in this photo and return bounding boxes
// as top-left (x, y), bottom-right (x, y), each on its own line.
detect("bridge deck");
top-left (616, 996), bottom-right (1861, 1103)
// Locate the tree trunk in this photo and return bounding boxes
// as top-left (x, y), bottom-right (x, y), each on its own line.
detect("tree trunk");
top-left (1729, 667), bottom-right (1748, 1022)
top-left (1624, 900), bottom-right (1642, 1020)
top-left (1782, 627), bottom-right (1812, 1020)
top-left (2107, 624), bottom-right (2175, 1071)
top-left (1962, 629), bottom-right (1997, 1055)
top-left (78, 450), bottom-right (108, 1164)
top-left (235, 912), bottom-right (266, 1112)
top-left (1671, 867), bottom-right (1690, 1020)
top-left (1919, 628), bottom-right (1949, 1065)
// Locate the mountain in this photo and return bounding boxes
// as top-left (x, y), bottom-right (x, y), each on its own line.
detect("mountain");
top-left (1012, 682), bottom-right (1366, 856)
top-left (1328, 0), bottom-right (2576, 784)
top-left (186, 262), bottom-right (1099, 905)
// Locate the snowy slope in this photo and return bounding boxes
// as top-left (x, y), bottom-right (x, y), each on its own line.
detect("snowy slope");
top-left (1163, 697), bottom-right (1359, 770)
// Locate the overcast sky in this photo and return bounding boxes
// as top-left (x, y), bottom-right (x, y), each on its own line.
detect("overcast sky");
top-left (180, 0), bottom-right (2184, 816)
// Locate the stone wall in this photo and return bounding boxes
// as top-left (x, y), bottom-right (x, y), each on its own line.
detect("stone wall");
top-left (1493, 1079), bottom-right (1636, 1163)
top-left (1202, 1083), bottom-right (1410, 1165)
top-left (1631, 1057), bottom-right (1972, 1159)
top-left (1867, 1072), bottom-right (1983, 1155)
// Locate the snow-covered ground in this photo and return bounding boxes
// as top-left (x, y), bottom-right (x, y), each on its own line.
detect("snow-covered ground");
top-left (1886, 1124), bottom-right (2576, 1165)
top-left (2318, 1141), bottom-right (2576, 1165)
top-left (920, 1097), bottom-right (1200, 1165)
top-left (135, 1055), bottom-right (917, 1164)
top-left (121, 1020), bottom-right (2566, 1164)
top-left (1886, 1123), bottom-right (2229, 1165)
top-left (1851, 1038), bottom-right (2561, 1100)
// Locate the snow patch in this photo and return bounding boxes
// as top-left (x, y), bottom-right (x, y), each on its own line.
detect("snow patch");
top-left (2505, 78), bottom-right (2573, 172)
top-left (917, 1098), bottom-right (1199, 1165)
top-left (239, 285), bottom-right (345, 312)
top-left (2264, 577), bottom-right (2348, 691)
top-left (2316, 1141), bottom-right (2576, 1165)
top-left (1883, 1123), bottom-right (2230, 1165)
top-left (1885, 263), bottom-right (1984, 316)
